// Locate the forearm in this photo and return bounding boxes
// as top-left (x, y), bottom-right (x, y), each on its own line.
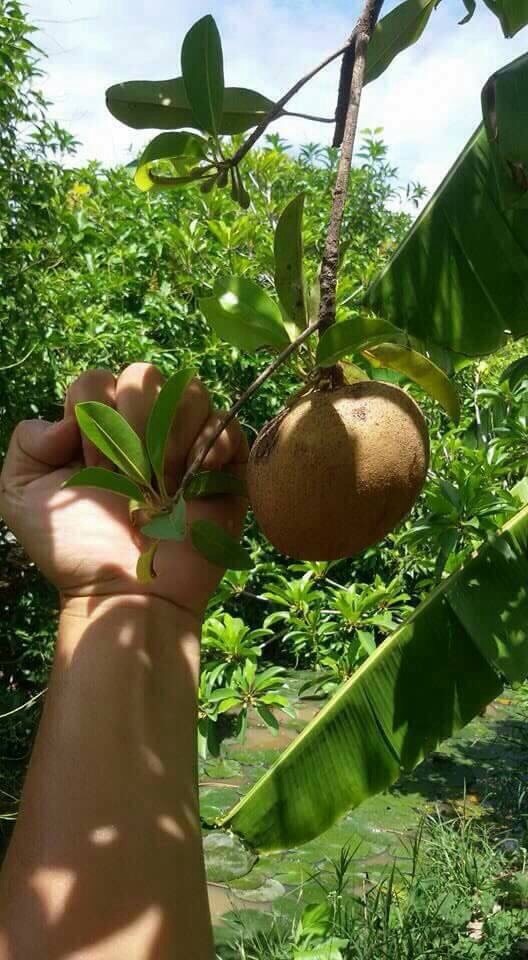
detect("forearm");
top-left (0, 596), bottom-right (213, 960)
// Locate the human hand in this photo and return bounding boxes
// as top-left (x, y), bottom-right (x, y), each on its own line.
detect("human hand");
top-left (0, 363), bottom-right (248, 620)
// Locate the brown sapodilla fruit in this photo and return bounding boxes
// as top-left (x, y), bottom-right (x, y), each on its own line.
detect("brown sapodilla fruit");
top-left (247, 381), bottom-right (429, 561)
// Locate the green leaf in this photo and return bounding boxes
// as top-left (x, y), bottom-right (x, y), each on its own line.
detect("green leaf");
top-left (500, 354), bottom-right (528, 390)
top-left (106, 77), bottom-right (275, 133)
top-left (219, 87), bottom-right (274, 132)
top-left (63, 467), bottom-right (146, 503)
top-left (274, 193), bottom-right (307, 333)
top-left (200, 277), bottom-right (290, 351)
top-left (435, 528), bottom-right (459, 578)
top-left (363, 342), bottom-right (460, 421)
top-left (459, 0), bottom-right (476, 24)
top-left (146, 171), bottom-right (213, 192)
top-left (316, 314), bottom-right (400, 367)
top-left (217, 697), bottom-right (241, 713)
top-left (191, 519), bottom-right (252, 570)
top-left (256, 704), bottom-right (279, 732)
top-left (294, 945), bottom-right (345, 960)
top-left (141, 497), bottom-right (186, 541)
top-left (134, 132), bottom-right (207, 192)
top-left (299, 902), bottom-right (333, 938)
top-left (222, 505), bottom-right (528, 851)
top-left (342, 360), bottom-right (371, 383)
top-left (357, 630), bottom-right (376, 656)
top-left (136, 542), bottom-right (159, 583)
top-left (482, 0), bottom-right (528, 36)
top-left (181, 15), bottom-right (224, 135)
top-left (366, 65), bottom-right (528, 357)
top-left (184, 470), bottom-right (246, 499)
top-left (146, 367), bottom-right (195, 492)
top-left (106, 77), bottom-right (196, 130)
top-left (75, 402), bottom-right (151, 486)
top-left (365, 0), bottom-right (436, 85)
top-left (208, 688), bottom-right (237, 703)
top-left (512, 476), bottom-right (528, 505)
top-left (230, 167), bottom-right (251, 210)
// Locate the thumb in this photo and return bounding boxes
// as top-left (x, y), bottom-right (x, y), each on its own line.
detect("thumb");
top-left (1, 418), bottom-right (81, 488)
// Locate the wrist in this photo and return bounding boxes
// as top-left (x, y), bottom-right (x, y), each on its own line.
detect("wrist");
top-left (55, 592), bottom-right (203, 694)
top-left (59, 592), bottom-right (202, 633)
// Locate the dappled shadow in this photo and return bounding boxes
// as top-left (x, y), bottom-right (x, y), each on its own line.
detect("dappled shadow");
top-left (391, 705), bottom-right (528, 818)
top-left (385, 515), bottom-right (528, 808)
top-left (389, 599), bottom-right (503, 773)
top-left (0, 603), bottom-right (209, 959)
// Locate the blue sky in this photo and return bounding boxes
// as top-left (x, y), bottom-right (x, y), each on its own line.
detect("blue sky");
top-left (27, 0), bottom-right (528, 199)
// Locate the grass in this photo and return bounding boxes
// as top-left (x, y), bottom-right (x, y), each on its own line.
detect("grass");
top-left (217, 798), bottom-right (528, 959)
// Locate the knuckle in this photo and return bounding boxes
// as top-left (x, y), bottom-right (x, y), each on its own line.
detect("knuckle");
top-left (68, 368), bottom-right (114, 394)
top-left (119, 361), bottom-right (159, 383)
top-left (178, 379), bottom-right (211, 426)
top-left (12, 419), bottom-right (33, 442)
top-left (78, 367), bottom-right (113, 385)
top-left (183, 377), bottom-right (210, 408)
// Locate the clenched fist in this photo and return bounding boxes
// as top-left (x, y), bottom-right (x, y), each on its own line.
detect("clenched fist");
top-left (0, 363), bottom-right (248, 619)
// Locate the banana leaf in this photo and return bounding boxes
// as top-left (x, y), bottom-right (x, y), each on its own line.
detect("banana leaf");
top-left (366, 55), bottom-right (528, 357)
top-left (221, 504), bottom-right (528, 851)
top-left (482, 0), bottom-right (528, 38)
top-left (482, 52), bottom-right (528, 210)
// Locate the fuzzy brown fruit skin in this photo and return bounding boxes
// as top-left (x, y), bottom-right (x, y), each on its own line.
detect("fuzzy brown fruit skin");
top-left (247, 381), bottom-right (430, 561)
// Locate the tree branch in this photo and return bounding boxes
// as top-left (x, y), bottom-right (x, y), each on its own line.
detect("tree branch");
top-left (177, 319), bottom-right (321, 496)
top-left (175, 0), bottom-right (384, 495)
top-left (228, 42), bottom-right (351, 168)
top-left (283, 111), bottom-right (335, 124)
top-left (332, 36), bottom-right (357, 149)
top-left (318, 0), bottom-right (384, 336)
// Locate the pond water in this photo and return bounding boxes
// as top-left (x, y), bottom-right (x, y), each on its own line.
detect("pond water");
top-left (199, 676), bottom-right (528, 934)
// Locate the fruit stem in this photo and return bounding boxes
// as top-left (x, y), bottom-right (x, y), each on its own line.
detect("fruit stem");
top-left (175, 317), bottom-right (322, 500)
top-left (318, 0), bottom-right (384, 337)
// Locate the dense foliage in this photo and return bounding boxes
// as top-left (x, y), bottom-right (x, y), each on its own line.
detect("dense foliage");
top-left (1, 0), bottom-right (527, 879)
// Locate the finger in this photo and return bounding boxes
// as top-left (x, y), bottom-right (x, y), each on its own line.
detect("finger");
top-left (163, 378), bottom-right (211, 491)
top-left (186, 412), bottom-right (249, 474)
top-left (115, 362), bottom-right (164, 440)
top-left (0, 418), bottom-right (81, 492)
top-left (115, 366), bottom-right (211, 492)
top-left (64, 369), bottom-right (116, 467)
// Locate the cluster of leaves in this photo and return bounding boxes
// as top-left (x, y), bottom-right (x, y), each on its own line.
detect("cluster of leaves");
top-left (196, 566), bottom-right (413, 756)
top-left (105, 12), bottom-right (466, 422)
top-left (395, 362), bottom-right (528, 579)
top-left (67, 371), bottom-right (250, 578)
top-left (100, 3), bottom-right (528, 430)
top-left (0, 137), bottom-right (413, 448)
top-left (105, 4), bottom-right (445, 205)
